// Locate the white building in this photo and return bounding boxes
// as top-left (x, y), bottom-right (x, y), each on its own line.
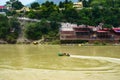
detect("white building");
top-left (73, 2), bottom-right (83, 9)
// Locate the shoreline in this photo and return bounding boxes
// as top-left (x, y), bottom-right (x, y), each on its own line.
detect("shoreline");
top-left (1, 43), bottom-right (120, 46)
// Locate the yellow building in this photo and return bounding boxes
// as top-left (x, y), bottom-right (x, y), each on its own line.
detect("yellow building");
top-left (16, 7), bottom-right (30, 12)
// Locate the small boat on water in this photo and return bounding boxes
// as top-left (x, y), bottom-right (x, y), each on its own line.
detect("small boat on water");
top-left (58, 53), bottom-right (70, 56)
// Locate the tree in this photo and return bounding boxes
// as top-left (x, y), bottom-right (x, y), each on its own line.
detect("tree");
top-left (25, 23), bottom-right (42, 40)
top-left (25, 19), bottom-right (51, 40)
top-left (82, 0), bottom-right (89, 7)
top-left (63, 8), bottom-right (79, 22)
top-left (65, 0), bottom-right (69, 4)
top-left (40, 1), bottom-right (58, 19)
top-left (0, 15), bottom-right (9, 39)
top-left (0, 15), bottom-right (21, 43)
top-left (6, 17), bottom-right (20, 43)
top-left (31, 2), bottom-right (40, 9)
top-left (12, 0), bottom-right (24, 10)
top-left (27, 10), bottom-right (36, 19)
top-left (25, 19), bottom-right (60, 41)
top-left (49, 11), bottom-right (64, 21)
top-left (79, 0), bottom-right (83, 1)
top-left (42, 1), bottom-right (54, 7)
top-left (9, 17), bottom-right (20, 33)
top-left (59, 1), bottom-right (64, 8)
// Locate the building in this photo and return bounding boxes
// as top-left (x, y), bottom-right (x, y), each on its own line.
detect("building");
top-left (0, 6), bottom-right (7, 15)
top-left (59, 2), bottom-right (83, 11)
top-left (0, 6), bottom-right (7, 12)
top-left (16, 7), bottom-right (30, 12)
top-left (73, 2), bottom-right (83, 9)
top-left (60, 23), bottom-right (120, 43)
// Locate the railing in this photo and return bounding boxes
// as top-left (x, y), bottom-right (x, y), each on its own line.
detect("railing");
top-left (60, 36), bottom-right (120, 41)
top-left (8, 16), bottom-right (41, 22)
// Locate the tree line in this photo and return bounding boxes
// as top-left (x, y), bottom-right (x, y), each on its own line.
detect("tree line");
top-left (25, 0), bottom-right (120, 27)
top-left (0, 0), bottom-right (120, 43)
top-left (0, 15), bottom-right (20, 43)
top-left (6, 0), bottom-right (120, 27)
top-left (0, 14), bottom-right (60, 43)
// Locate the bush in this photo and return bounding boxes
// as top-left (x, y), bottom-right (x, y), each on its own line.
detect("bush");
top-left (6, 34), bottom-right (17, 44)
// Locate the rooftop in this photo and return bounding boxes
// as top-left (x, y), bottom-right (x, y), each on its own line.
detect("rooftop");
top-left (0, 6), bottom-right (5, 9)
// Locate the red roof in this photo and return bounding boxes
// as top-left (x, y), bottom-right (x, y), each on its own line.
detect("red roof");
top-left (0, 6), bottom-right (5, 9)
top-left (112, 28), bottom-right (120, 33)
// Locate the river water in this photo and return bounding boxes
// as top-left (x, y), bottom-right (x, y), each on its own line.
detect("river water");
top-left (0, 45), bottom-right (120, 80)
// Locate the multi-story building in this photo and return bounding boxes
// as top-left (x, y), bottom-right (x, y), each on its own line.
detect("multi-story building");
top-left (0, 6), bottom-right (7, 15)
top-left (60, 23), bottom-right (120, 43)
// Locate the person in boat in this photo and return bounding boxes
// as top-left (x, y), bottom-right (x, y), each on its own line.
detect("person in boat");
top-left (58, 53), bottom-right (70, 56)
top-left (66, 53), bottom-right (70, 56)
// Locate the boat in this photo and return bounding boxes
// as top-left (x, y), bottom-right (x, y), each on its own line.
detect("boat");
top-left (58, 53), bottom-right (70, 56)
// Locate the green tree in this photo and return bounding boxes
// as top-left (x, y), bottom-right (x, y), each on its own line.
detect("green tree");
top-left (27, 10), bottom-right (36, 19)
top-left (12, 0), bottom-right (24, 10)
top-left (31, 2), bottom-right (40, 9)
top-left (0, 15), bottom-right (9, 39)
top-left (0, 15), bottom-right (21, 43)
top-left (42, 1), bottom-right (55, 7)
top-left (59, 1), bottom-right (64, 8)
top-left (63, 8), bottom-right (79, 22)
top-left (82, 0), bottom-right (89, 7)
top-left (6, 17), bottom-right (20, 43)
top-left (25, 23), bottom-right (42, 40)
top-left (90, 0), bottom-right (106, 7)
top-left (25, 19), bottom-right (60, 40)
top-left (49, 11), bottom-right (64, 21)
top-left (40, 1), bottom-right (59, 19)
top-left (25, 20), bottom-right (51, 40)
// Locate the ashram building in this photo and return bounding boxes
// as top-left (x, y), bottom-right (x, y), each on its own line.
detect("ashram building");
top-left (60, 23), bottom-right (120, 43)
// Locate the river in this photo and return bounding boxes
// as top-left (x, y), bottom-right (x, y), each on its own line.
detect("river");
top-left (0, 44), bottom-right (120, 80)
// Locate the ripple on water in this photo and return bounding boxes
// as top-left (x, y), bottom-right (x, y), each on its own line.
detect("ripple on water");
top-left (68, 55), bottom-right (120, 71)
top-left (0, 55), bottom-right (120, 72)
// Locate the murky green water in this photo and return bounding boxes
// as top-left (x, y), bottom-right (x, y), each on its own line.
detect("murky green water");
top-left (0, 45), bottom-right (120, 70)
top-left (0, 45), bottom-right (120, 80)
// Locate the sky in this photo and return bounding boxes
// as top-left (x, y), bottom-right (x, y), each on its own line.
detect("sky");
top-left (0, 0), bottom-right (35, 5)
